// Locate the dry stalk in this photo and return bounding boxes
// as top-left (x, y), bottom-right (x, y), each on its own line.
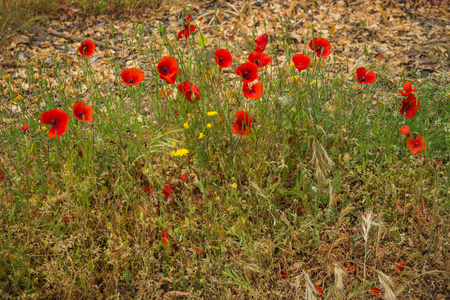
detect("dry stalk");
top-left (360, 211), bottom-right (378, 281)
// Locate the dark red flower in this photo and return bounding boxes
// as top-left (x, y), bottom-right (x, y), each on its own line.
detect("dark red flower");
top-left (399, 126), bottom-right (410, 137)
top-left (292, 54), bottom-right (310, 70)
top-left (398, 82), bottom-right (416, 97)
top-left (406, 134), bottom-right (426, 154)
top-left (178, 81), bottom-right (200, 103)
top-left (370, 287), bottom-right (381, 295)
top-left (144, 186), bottom-right (153, 193)
top-left (72, 101), bottom-right (94, 122)
top-left (22, 125), bottom-right (29, 131)
top-left (40, 109), bottom-right (69, 138)
top-left (232, 111), bottom-right (252, 136)
top-left (309, 37), bottom-right (331, 58)
top-left (280, 273), bottom-right (288, 278)
top-left (196, 248), bottom-right (202, 253)
top-left (243, 82), bottom-right (263, 99)
top-left (63, 215), bottom-right (75, 224)
top-left (215, 49), bottom-right (233, 68)
top-left (0, 172), bottom-right (4, 182)
top-left (255, 33), bottom-right (268, 52)
top-left (400, 94), bottom-right (420, 119)
top-left (355, 67), bottom-right (376, 83)
top-left (177, 13), bottom-right (196, 40)
top-left (248, 52), bottom-right (271, 68)
top-left (78, 39), bottom-right (96, 57)
top-left (314, 285), bottom-right (324, 295)
top-left (162, 229), bottom-right (169, 246)
top-left (121, 68), bottom-right (145, 86)
top-left (394, 261), bottom-right (406, 270)
top-left (162, 185), bottom-right (174, 197)
top-left (181, 173), bottom-right (187, 181)
top-left (234, 62), bottom-right (258, 83)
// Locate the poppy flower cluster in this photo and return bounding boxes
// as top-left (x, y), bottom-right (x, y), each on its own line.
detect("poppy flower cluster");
top-left (399, 82), bottom-right (420, 119)
top-left (177, 13), bottom-right (196, 40)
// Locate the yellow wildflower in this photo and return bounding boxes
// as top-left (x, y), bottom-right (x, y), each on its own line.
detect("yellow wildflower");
top-left (170, 148), bottom-right (189, 157)
top-left (207, 123), bottom-right (212, 128)
top-left (12, 101), bottom-right (17, 105)
top-left (232, 183), bottom-right (237, 189)
top-left (198, 132), bottom-right (204, 139)
top-left (289, 62), bottom-right (295, 67)
top-left (310, 80), bottom-right (317, 86)
top-left (42, 126), bottom-right (47, 131)
top-left (215, 196), bottom-right (220, 200)
top-left (171, 141), bottom-right (177, 146)
top-left (4, 75), bottom-right (10, 80)
top-left (16, 95), bottom-right (22, 100)
top-left (183, 123), bottom-right (189, 129)
top-left (33, 97), bottom-right (39, 102)
top-left (290, 75), bottom-right (299, 82)
top-left (207, 111), bottom-right (218, 116)
top-left (187, 113), bottom-right (191, 119)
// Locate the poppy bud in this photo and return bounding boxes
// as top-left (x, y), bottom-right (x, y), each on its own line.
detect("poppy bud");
top-left (22, 125), bottom-right (29, 131)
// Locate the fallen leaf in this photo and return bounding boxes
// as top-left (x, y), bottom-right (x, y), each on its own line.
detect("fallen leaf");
top-left (162, 291), bottom-right (191, 300)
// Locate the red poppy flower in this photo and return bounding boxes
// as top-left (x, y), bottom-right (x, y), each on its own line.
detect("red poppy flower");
top-left (370, 287), bottom-right (381, 295)
top-left (243, 82), bottom-right (263, 99)
top-left (144, 186), bottom-right (153, 193)
top-left (399, 126), bottom-right (410, 137)
top-left (215, 49), bottom-right (233, 68)
top-left (232, 111), bottom-right (252, 136)
top-left (314, 285), bottom-right (324, 295)
top-left (196, 248), bottom-right (202, 253)
top-left (234, 62), bottom-right (258, 83)
top-left (39, 109), bottom-right (69, 138)
top-left (162, 70), bottom-right (181, 85)
top-left (121, 68), bottom-right (145, 86)
top-left (355, 67), bottom-right (376, 83)
top-left (398, 82), bottom-right (416, 97)
top-left (406, 134), bottom-right (426, 154)
top-left (255, 33), bottom-right (268, 52)
top-left (292, 54), bottom-right (310, 70)
top-left (157, 56), bottom-right (178, 81)
top-left (162, 185), bottom-right (174, 197)
top-left (63, 215), bottom-right (75, 224)
top-left (280, 273), bottom-right (288, 278)
top-left (162, 229), bottom-right (169, 246)
top-left (72, 101), bottom-right (94, 122)
top-left (78, 39), bottom-right (95, 57)
top-left (248, 52), bottom-right (271, 68)
top-left (309, 37), bottom-right (331, 58)
top-left (0, 172), bottom-right (4, 182)
top-left (400, 94), bottom-right (420, 119)
top-left (394, 261), bottom-right (406, 270)
top-left (177, 13), bottom-right (196, 40)
top-left (345, 265), bottom-right (357, 271)
top-left (22, 125), bottom-right (29, 131)
top-left (178, 81), bottom-right (200, 103)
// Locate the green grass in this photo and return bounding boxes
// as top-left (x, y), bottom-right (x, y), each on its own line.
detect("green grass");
top-left (0, 13), bottom-right (449, 299)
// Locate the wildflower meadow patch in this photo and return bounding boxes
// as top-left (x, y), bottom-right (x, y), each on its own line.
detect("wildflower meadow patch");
top-left (0, 2), bottom-right (449, 299)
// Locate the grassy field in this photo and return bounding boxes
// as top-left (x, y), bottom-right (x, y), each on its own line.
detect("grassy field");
top-left (0, 7), bottom-right (449, 299)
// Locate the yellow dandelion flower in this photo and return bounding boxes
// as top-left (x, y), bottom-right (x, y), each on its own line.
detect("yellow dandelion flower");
top-left (215, 196), bottom-right (220, 200)
top-left (42, 126), bottom-right (47, 131)
top-left (207, 111), bottom-right (218, 117)
top-left (199, 279), bottom-right (203, 283)
top-left (171, 141), bottom-right (177, 146)
top-left (310, 80), bottom-right (317, 86)
top-left (207, 123), bottom-right (212, 128)
top-left (199, 132), bottom-right (204, 139)
top-left (170, 148), bottom-right (189, 157)
top-left (33, 97), bottom-right (39, 102)
top-left (16, 95), bottom-right (22, 100)
top-left (12, 101), bottom-right (17, 105)
top-left (232, 183), bottom-right (237, 189)
top-left (183, 123), bottom-right (189, 129)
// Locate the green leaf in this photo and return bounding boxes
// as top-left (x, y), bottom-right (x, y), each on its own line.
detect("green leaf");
top-left (198, 32), bottom-right (208, 48)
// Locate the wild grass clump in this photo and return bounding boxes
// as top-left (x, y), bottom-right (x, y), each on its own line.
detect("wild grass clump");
top-left (0, 8), bottom-right (449, 299)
